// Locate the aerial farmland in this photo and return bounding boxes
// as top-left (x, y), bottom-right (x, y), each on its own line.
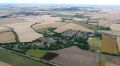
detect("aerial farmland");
top-left (0, 3), bottom-right (120, 66)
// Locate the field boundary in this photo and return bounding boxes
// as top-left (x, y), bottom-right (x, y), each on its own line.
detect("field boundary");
top-left (1, 48), bottom-right (57, 66)
top-left (101, 33), bottom-right (120, 55)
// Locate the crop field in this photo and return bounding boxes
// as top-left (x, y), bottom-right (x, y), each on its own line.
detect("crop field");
top-left (117, 37), bottom-right (120, 51)
top-left (101, 34), bottom-right (119, 55)
top-left (52, 13), bottom-right (75, 20)
top-left (110, 24), bottom-right (120, 31)
top-left (0, 15), bottom-right (62, 42)
top-left (55, 23), bottom-right (93, 33)
top-left (87, 37), bottom-right (101, 51)
top-left (26, 49), bottom-right (47, 59)
top-left (0, 18), bottom-right (25, 25)
top-left (0, 48), bottom-right (51, 66)
top-left (4, 22), bottom-right (43, 42)
top-left (39, 15), bottom-right (62, 22)
top-left (22, 15), bottom-right (61, 22)
top-left (50, 46), bottom-right (99, 66)
top-left (33, 22), bottom-right (67, 30)
top-left (0, 32), bottom-right (16, 43)
top-left (100, 60), bottom-right (106, 66)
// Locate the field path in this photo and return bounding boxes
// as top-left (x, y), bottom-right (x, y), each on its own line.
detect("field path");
top-left (0, 61), bottom-right (11, 66)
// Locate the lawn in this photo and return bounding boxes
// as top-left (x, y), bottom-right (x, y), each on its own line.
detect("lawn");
top-left (87, 37), bottom-right (101, 52)
top-left (26, 49), bottom-right (47, 59)
top-left (0, 48), bottom-right (51, 66)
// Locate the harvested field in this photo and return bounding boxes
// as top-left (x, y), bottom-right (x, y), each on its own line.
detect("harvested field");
top-left (1, 15), bottom-right (62, 42)
top-left (0, 18), bottom-right (25, 25)
top-left (55, 23), bottom-right (93, 33)
top-left (4, 22), bottom-right (43, 42)
top-left (0, 26), bottom-right (11, 32)
top-left (32, 22), bottom-right (67, 30)
top-left (0, 61), bottom-right (11, 66)
top-left (110, 24), bottom-right (120, 31)
top-left (0, 32), bottom-right (16, 43)
top-left (50, 46), bottom-right (100, 66)
top-left (101, 34), bottom-right (119, 55)
top-left (99, 20), bottom-right (112, 26)
top-left (21, 15), bottom-right (61, 22)
top-left (99, 30), bottom-right (120, 52)
top-left (39, 15), bottom-right (62, 22)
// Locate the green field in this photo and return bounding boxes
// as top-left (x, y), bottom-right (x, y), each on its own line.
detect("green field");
top-left (52, 13), bottom-right (75, 20)
top-left (26, 49), bottom-right (47, 58)
top-left (0, 48), bottom-right (51, 66)
top-left (87, 37), bottom-right (101, 52)
top-left (100, 60), bottom-right (106, 66)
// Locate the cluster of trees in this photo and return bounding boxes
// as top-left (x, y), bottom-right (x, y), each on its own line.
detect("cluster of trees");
top-left (1, 28), bottom-right (90, 54)
top-left (42, 30), bottom-right (90, 50)
top-left (52, 7), bottom-right (80, 11)
top-left (96, 25), bottom-right (111, 30)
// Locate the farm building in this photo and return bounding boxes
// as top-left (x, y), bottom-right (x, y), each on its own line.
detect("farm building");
top-left (35, 37), bottom-right (56, 47)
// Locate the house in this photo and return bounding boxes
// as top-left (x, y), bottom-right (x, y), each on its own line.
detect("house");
top-left (35, 37), bottom-right (55, 47)
top-left (62, 29), bottom-right (77, 37)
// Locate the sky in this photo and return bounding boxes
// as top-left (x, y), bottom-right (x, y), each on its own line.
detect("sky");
top-left (0, 0), bottom-right (120, 5)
